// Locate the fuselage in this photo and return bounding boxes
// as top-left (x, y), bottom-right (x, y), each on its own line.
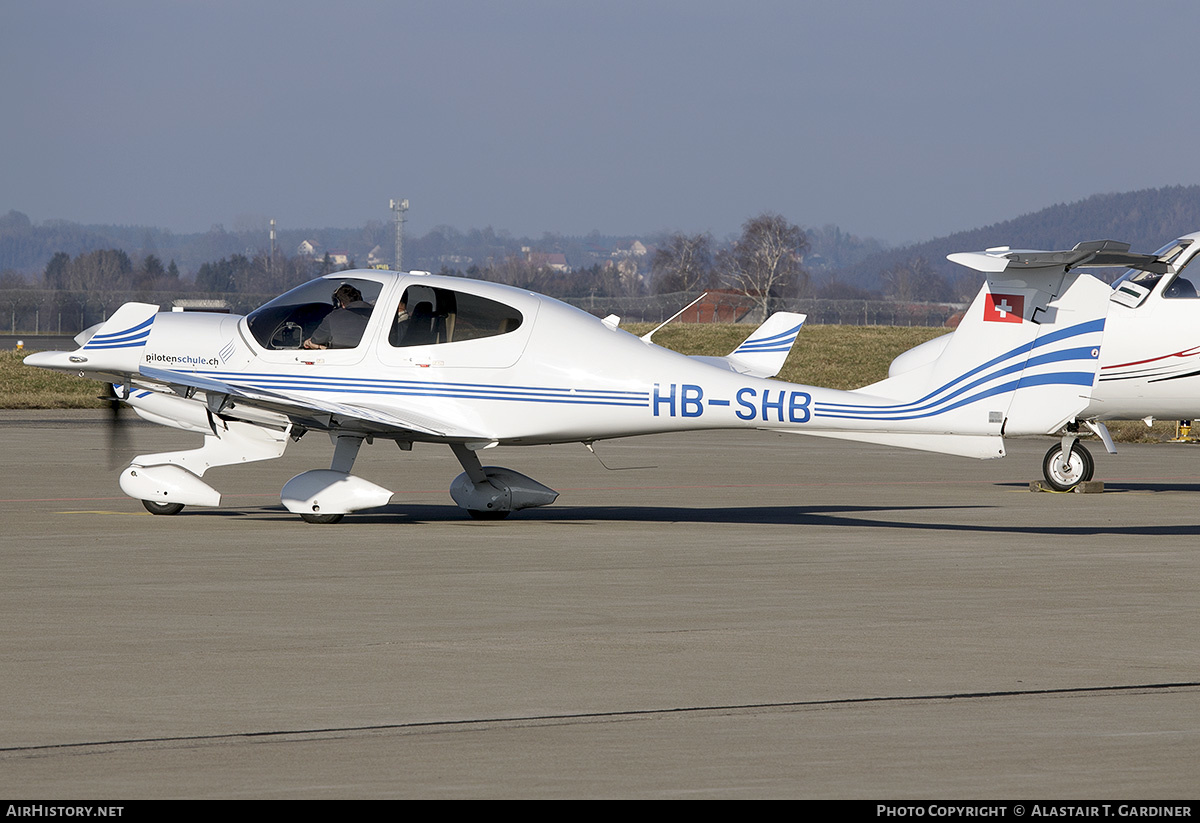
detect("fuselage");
top-left (131, 271), bottom-right (909, 445)
top-left (1087, 231), bottom-right (1200, 421)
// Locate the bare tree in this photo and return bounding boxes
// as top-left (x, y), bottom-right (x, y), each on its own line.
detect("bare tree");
top-left (485, 254), bottom-right (556, 293)
top-left (651, 232), bottom-right (713, 294)
top-left (718, 213), bottom-right (809, 320)
top-left (616, 257), bottom-right (645, 296)
top-left (882, 256), bottom-right (951, 303)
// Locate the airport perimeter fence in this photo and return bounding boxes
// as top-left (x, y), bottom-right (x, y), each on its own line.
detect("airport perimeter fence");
top-left (561, 292), bottom-right (965, 327)
top-left (0, 289), bottom-right (276, 337)
top-left (0, 287), bottom-right (964, 337)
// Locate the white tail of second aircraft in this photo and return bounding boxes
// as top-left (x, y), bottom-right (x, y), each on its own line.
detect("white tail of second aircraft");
top-left (863, 267), bottom-right (1111, 435)
top-left (788, 257), bottom-right (1114, 458)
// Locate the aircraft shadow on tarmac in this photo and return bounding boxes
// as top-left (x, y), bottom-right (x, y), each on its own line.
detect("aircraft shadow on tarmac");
top-left (204, 498), bottom-right (1200, 537)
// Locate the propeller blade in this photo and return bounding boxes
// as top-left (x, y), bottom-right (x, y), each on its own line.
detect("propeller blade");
top-left (100, 383), bottom-right (131, 469)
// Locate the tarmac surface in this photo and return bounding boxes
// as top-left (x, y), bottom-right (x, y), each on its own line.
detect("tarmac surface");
top-left (0, 410), bottom-right (1197, 798)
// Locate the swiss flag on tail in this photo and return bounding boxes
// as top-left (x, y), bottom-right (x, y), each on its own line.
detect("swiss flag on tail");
top-left (984, 293), bottom-right (1024, 323)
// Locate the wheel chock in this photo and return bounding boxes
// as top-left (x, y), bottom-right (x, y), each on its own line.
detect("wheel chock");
top-left (1029, 480), bottom-right (1105, 493)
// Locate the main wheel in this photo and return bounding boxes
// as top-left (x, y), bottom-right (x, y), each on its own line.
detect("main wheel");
top-left (300, 512), bottom-right (345, 524)
top-left (142, 500), bottom-right (184, 516)
top-left (1042, 442), bottom-right (1094, 491)
top-left (468, 509), bottom-right (510, 520)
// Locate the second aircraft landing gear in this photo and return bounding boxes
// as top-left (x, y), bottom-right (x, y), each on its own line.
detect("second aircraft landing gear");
top-left (1041, 438), bottom-right (1094, 491)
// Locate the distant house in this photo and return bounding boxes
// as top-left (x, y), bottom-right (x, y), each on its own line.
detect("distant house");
top-left (542, 253), bottom-right (570, 273)
top-left (367, 245), bottom-right (388, 268)
top-left (326, 249), bottom-right (351, 268)
top-left (613, 240), bottom-right (648, 259)
top-left (611, 240), bottom-right (652, 274)
top-left (297, 240), bottom-right (319, 257)
top-left (616, 257), bottom-right (643, 292)
top-left (524, 248), bottom-right (570, 273)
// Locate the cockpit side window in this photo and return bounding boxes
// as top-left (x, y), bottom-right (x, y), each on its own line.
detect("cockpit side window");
top-left (1113, 240), bottom-right (1193, 293)
top-left (246, 278), bottom-right (383, 349)
top-left (1162, 250), bottom-right (1200, 299)
top-left (390, 286), bottom-right (523, 348)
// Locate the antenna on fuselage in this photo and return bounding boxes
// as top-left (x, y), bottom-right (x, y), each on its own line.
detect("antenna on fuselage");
top-left (583, 441), bottom-right (657, 471)
top-left (640, 292), bottom-right (709, 343)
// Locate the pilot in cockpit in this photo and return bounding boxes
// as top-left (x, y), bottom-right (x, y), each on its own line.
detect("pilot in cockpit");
top-left (303, 283), bottom-right (373, 349)
top-left (389, 296), bottom-right (409, 346)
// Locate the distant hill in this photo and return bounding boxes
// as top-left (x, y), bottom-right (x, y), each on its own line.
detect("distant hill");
top-left (0, 211), bottom-right (649, 279)
top-left (835, 185), bottom-right (1200, 292)
top-left (7, 185), bottom-right (1200, 291)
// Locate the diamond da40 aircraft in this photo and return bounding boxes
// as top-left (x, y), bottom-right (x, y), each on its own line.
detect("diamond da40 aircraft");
top-left (933, 230), bottom-right (1200, 491)
top-left (25, 257), bottom-right (1122, 522)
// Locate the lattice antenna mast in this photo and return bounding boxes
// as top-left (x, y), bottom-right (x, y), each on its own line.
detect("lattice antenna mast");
top-left (389, 199), bottom-right (409, 272)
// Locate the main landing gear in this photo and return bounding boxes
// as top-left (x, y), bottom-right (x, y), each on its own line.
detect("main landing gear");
top-left (125, 418), bottom-right (559, 522)
top-left (283, 440), bottom-right (557, 524)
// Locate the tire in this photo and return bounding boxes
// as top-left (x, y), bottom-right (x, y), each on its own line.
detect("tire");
top-left (300, 512), bottom-right (345, 524)
top-left (142, 499), bottom-right (184, 516)
top-left (468, 509), bottom-right (510, 520)
top-left (1042, 442), bottom-right (1094, 491)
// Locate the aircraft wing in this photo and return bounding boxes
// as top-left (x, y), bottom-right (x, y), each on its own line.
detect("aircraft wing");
top-left (138, 365), bottom-right (490, 441)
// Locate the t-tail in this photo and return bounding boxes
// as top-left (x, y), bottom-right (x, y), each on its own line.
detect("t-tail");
top-left (23, 302), bottom-right (160, 380)
top-left (688, 311), bottom-right (806, 379)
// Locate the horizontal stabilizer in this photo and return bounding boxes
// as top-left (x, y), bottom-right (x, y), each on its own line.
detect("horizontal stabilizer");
top-left (948, 240), bottom-right (1166, 276)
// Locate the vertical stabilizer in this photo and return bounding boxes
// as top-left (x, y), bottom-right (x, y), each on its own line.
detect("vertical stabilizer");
top-left (724, 311), bottom-right (806, 378)
top-left (22, 302), bottom-right (159, 376)
top-left (687, 311), bottom-right (806, 379)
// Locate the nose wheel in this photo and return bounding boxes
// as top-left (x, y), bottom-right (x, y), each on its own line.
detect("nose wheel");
top-left (1042, 441), bottom-right (1094, 491)
top-left (142, 499), bottom-right (185, 515)
top-left (299, 512), bottom-right (345, 524)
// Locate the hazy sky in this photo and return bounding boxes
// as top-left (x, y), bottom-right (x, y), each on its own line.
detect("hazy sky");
top-left (4, 0), bottom-right (1197, 245)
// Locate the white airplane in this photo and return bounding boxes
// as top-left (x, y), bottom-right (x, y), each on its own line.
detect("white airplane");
top-left (25, 263), bottom-right (1114, 522)
top-left (922, 232), bottom-right (1200, 490)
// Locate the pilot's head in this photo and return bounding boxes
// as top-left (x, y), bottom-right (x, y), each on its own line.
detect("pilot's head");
top-left (332, 284), bottom-right (363, 307)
